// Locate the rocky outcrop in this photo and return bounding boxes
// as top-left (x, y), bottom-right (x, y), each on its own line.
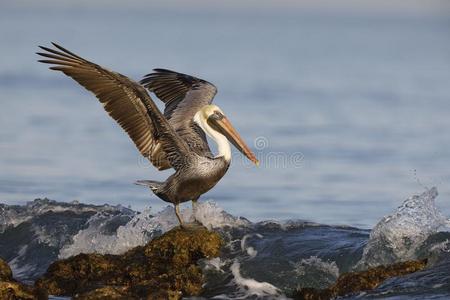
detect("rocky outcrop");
top-left (0, 257), bottom-right (46, 300)
top-left (1, 225), bottom-right (430, 300)
top-left (35, 226), bottom-right (222, 299)
top-left (292, 259), bottom-right (428, 300)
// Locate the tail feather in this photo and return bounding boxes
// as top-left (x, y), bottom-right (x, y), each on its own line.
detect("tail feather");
top-left (135, 180), bottom-right (163, 193)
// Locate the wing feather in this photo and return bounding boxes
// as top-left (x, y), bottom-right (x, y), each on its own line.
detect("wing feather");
top-left (37, 43), bottom-right (190, 170)
top-left (140, 68), bottom-right (217, 157)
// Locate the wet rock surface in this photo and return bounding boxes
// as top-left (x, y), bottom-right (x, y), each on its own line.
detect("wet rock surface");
top-left (292, 259), bottom-right (428, 300)
top-left (73, 286), bottom-right (132, 299)
top-left (35, 226), bottom-right (222, 299)
top-left (0, 258), bottom-right (12, 281)
top-left (0, 257), bottom-right (46, 300)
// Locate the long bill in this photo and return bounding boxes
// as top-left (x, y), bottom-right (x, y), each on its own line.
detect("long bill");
top-left (209, 116), bottom-right (259, 166)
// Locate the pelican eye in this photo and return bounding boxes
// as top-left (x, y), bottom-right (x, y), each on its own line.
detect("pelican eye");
top-left (210, 111), bottom-right (224, 120)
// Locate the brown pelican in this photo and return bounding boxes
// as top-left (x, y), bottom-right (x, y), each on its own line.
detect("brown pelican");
top-left (37, 43), bottom-right (258, 226)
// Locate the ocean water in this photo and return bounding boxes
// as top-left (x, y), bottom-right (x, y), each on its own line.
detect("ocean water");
top-left (1, 3), bottom-right (450, 227)
top-left (0, 188), bottom-right (449, 298)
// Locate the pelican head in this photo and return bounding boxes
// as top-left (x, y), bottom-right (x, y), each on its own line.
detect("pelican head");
top-left (194, 104), bottom-right (259, 165)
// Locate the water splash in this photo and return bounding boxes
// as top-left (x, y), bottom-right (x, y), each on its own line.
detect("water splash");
top-left (193, 201), bottom-right (251, 229)
top-left (356, 187), bottom-right (448, 269)
top-left (1, 192), bottom-right (450, 298)
top-left (59, 208), bottom-right (156, 258)
top-left (294, 256), bottom-right (339, 279)
top-left (0, 198), bottom-right (132, 280)
top-left (59, 201), bottom-right (250, 257)
top-left (202, 257), bottom-right (227, 273)
top-left (0, 198), bottom-right (129, 233)
top-left (228, 261), bottom-right (286, 299)
top-left (241, 233), bottom-right (263, 259)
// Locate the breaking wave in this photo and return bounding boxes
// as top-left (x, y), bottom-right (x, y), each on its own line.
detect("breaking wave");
top-left (356, 187), bottom-right (449, 270)
top-left (1, 188), bottom-right (450, 298)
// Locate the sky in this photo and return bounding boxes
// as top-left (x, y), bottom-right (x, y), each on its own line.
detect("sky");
top-left (5, 0), bottom-right (450, 17)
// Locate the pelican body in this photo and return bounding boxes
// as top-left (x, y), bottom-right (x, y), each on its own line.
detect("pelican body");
top-left (37, 43), bottom-right (258, 225)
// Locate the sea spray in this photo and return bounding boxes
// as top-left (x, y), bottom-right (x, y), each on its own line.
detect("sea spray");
top-left (293, 256), bottom-right (340, 289)
top-left (1, 191), bottom-right (450, 298)
top-left (59, 201), bottom-right (250, 258)
top-left (229, 261), bottom-right (285, 299)
top-left (240, 233), bottom-right (263, 258)
top-left (356, 187), bottom-right (448, 269)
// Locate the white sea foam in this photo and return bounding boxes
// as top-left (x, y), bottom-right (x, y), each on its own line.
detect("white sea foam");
top-left (429, 239), bottom-right (450, 253)
top-left (193, 201), bottom-right (251, 229)
top-left (294, 256), bottom-right (340, 279)
top-left (240, 234), bottom-right (263, 259)
top-left (59, 207), bottom-right (172, 258)
top-left (202, 257), bottom-right (227, 273)
top-left (0, 198), bottom-right (131, 233)
top-left (59, 201), bottom-right (249, 258)
top-left (229, 261), bottom-right (285, 299)
top-left (356, 187), bottom-right (448, 269)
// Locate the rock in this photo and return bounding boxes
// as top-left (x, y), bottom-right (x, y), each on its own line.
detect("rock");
top-left (0, 258), bottom-right (47, 300)
top-left (0, 281), bottom-right (41, 300)
top-left (292, 259), bottom-right (427, 300)
top-left (0, 258), bottom-right (12, 281)
top-left (36, 226), bottom-right (222, 299)
top-left (74, 286), bottom-right (132, 299)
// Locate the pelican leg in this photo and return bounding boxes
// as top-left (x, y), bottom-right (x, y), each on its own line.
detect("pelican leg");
top-left (192, 198), bottom-right (198, 218)
top-left (174, 204), bottom-right (184, 227)
top-left (191, 198), bottom-right (202, 225)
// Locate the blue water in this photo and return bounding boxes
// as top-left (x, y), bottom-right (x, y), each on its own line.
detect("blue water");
top-left (1, 3), bottom-right (450, 227)
top-left (0, 189), bottom-right (449, 299)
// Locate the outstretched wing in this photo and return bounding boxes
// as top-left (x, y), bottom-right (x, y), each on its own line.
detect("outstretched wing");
top-left (37, 43), bottom-right (190, 171)
top-left (140, 69), bottom-right (217, 157)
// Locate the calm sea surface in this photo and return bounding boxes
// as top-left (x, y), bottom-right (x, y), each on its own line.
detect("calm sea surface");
top-left (1, 5), bottom-right (449, 227)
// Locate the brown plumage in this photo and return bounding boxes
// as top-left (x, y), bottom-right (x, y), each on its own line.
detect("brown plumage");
top-left (141, 69), bottom-right (218, 166)
top-left (37, 43), bottom-right (258, 226)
